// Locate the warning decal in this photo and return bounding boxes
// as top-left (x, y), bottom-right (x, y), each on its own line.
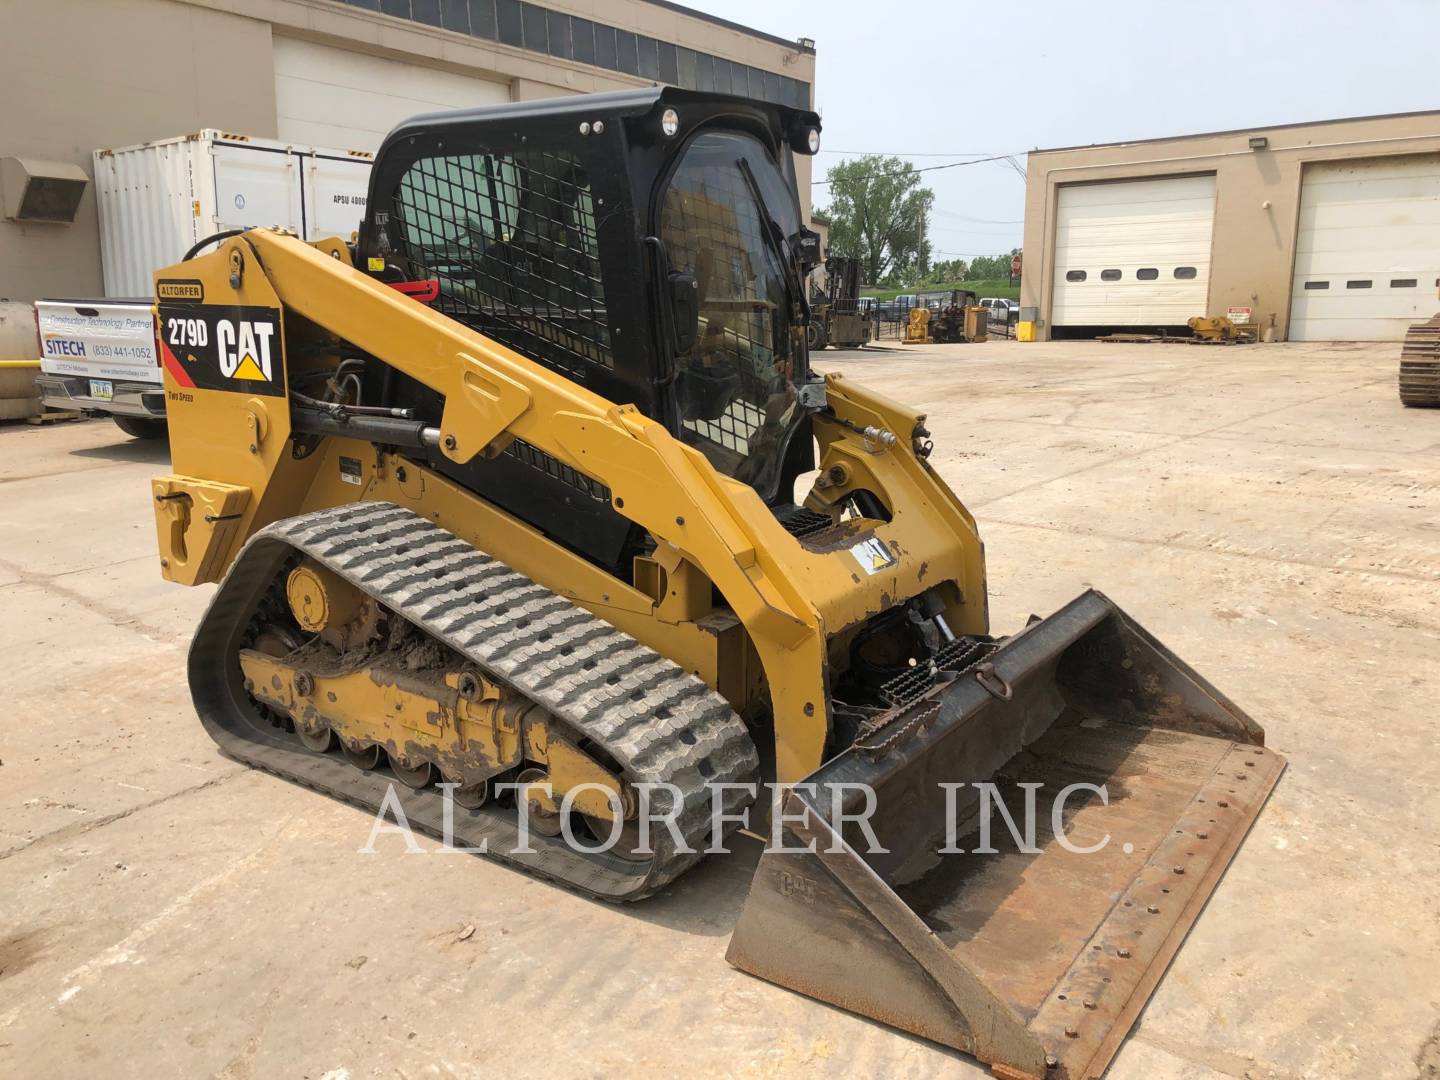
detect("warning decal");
top-left (849, 536), bottom-right (898, 576)
top-left (156, 304), bottom-right (284, 397)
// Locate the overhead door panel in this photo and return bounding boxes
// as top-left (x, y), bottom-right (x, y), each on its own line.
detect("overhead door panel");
top-left (1051, 175), bottom-right (1216, 327)
top-left (1289, 156), bottom-right (1440, 341)
top-left (272, 36), bottom-right (511, 153)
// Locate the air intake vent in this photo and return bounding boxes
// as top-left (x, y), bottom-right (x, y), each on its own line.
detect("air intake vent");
top-left (772, 503), bottom-right (835, 539)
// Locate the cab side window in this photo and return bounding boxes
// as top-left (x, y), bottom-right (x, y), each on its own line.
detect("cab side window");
top-left (660, 131), bottom-right (797, 491)
top-left (393, 150), bottom-right (612, 381)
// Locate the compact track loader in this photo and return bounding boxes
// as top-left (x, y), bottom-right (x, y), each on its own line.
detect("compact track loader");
top-left (151, 88), bottom-right (1283, 1078)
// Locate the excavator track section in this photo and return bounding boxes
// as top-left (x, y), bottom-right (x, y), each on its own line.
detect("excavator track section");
top-left (189, 502), bottom-right (758, 900)
top-left (1399, 314), bottom-right (1440, 407)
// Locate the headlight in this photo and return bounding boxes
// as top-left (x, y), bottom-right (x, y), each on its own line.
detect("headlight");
top-left (807, 127), bottom-right (820, 154)
top-left (661, 108), bottom-right (680, 138)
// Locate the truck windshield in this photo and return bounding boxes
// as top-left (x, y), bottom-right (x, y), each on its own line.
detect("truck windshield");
top-left (659, 130), bottom-right (804, 501)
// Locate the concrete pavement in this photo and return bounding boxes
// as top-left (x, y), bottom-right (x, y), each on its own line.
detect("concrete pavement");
top-left (1, 340), bottom-right (1436, 1079)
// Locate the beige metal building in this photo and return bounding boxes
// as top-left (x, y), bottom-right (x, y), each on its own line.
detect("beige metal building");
top-left (1019, 111), bottom-right (1440, 341)
top-left (0, 0), bottom-right (816, 302)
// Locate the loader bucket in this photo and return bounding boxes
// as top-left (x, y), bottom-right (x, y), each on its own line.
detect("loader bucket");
top-left (727, 590), bottom-right (1284, 1080)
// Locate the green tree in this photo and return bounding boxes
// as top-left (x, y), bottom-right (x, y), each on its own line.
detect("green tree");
top-left (821, 156), bottom-right (934, 287)
top-left (965, 249), bottom-right (1021, 280)
top-left (922, 258), bottom-right (968, 285)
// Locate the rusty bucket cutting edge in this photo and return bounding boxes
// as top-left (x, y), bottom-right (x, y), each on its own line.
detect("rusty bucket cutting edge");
top-left (726, 590), bottom-right (1286, 1080)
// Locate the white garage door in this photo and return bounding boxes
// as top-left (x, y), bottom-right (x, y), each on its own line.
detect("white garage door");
top-left (273, 37), bottom-right (511, 153)
top-left (1051, 175), bottom-right (1216, 327)
top-left (1289, 156), bottom-right (1440, 341)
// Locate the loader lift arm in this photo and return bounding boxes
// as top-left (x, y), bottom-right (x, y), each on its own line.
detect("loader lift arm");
top-left (158, 227), bottom-right (985, 784)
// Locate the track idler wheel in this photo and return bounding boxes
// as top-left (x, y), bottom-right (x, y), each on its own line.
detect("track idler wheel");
top-left (297, 722), bottom-right (337, 754)
top-left (389, 755), bottom-right (435, 790)
top-left (341, 741), bottom-right (383, 771)
top-left (584, 813), bottom-right (650, 862)
top-left (449, 777), bottom-right (491, 810)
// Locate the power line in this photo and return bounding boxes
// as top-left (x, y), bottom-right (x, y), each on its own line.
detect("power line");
top-left (933, 224), bottom-right (1022, 235)
top-left (933, 209), bottom-right (1023, 224)
top-left (816, 149), bottom-right (1003, 157)
top-left (813, 152), bottom-right (1019, 186)
top-left (932, 248), bottom-right (1020, 259)
top-left (997, 154), bottom-right (1028, 181)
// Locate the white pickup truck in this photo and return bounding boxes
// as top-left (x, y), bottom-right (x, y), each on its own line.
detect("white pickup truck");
top-left (35, 299), bottom-right (166, 438)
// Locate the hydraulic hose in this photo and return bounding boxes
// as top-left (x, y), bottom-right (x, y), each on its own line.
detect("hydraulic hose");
top-left (182, 229), bottom-right (248, 262)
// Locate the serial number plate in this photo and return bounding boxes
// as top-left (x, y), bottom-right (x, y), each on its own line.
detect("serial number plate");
top-left (89, 379), bottom-right (114, 401)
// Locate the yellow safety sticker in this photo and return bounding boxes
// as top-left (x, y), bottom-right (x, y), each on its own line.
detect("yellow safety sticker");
top-left (849, 537), bottom-right (897, 576)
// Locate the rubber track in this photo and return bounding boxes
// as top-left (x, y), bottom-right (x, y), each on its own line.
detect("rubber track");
top-left (1399, 314), bottom-right (1440, 408)
top-left (188, 502), bottom-right (759, 900)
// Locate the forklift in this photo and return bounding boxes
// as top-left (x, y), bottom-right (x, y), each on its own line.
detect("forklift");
top-left (807, 255), bottom-right (872, 349)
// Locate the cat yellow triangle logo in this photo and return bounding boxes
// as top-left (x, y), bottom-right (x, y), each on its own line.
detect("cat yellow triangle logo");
top-left (849, 537), bottom-right (897, 576)
top-left (232, 353), bottom-right (268, 381)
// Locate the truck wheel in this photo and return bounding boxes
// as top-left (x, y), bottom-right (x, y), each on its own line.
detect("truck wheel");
top-left (806, 321), bottom-right (826, 351)
top-left (113, 416), bottom-right (167, 440)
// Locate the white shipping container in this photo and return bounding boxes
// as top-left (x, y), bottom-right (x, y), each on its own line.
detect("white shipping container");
top-left (93, 130), bottom-right (374, 298)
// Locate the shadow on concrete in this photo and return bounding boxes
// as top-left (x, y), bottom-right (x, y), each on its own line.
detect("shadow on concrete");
top-left (618, 836), bottom-right (966, 1061)
top-left (68, 438), bottom-right (172, 465)
top-left (617, 836), bottom-right (763, 937)
top-left (0, 417), bottom-right (84, 439)
top-left (823, 344), bottom-right (903, 355)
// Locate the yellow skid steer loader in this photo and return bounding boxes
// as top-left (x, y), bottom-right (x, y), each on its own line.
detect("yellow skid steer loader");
top-left (149, 88), bottom-right (1283, 1078)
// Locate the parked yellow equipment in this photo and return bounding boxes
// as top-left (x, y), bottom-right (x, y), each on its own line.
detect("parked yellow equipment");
top-left (902, 305), bottom-right (932, 343)
top-left (915, 289), bottom-right (988, 343)
top-left (149, 88), bottom-right (1283, 1079)
top-left (1187, 315), bottom-right (1257, 344)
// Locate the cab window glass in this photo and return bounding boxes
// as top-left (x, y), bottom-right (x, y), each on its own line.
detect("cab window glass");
top-left (660, 131), bottom-right (801, 495)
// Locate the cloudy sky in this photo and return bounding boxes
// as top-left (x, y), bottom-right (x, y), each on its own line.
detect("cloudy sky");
top-left (685, 0), bottom-right (1440, 258)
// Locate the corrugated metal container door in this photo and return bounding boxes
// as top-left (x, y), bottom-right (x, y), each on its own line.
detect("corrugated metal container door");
top-left (96, 139), bottom-right (204, 299)
top-left (93, 132), bottom-right (375, 298)
top-left (272, 36), bottom-right (511, 152)
top-left (1050, 175), bottom-right (1216, 328)
top-left (1288, 156), bottom-right (1440, 341)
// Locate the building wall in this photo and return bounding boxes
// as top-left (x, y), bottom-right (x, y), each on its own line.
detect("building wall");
top-left (0, 0), bottom-right (816, 302)
top-left (1020, 112), bottom-right (1440, 340)
top-left (0, 0), bottom-right (276, 301)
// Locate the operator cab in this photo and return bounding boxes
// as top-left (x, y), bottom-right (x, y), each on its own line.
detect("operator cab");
top-left (357, 88), bottom-right (823, 574)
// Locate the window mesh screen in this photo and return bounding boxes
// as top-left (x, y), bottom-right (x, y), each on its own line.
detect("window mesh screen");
top-left (392, 150), bottom-right (613, 383)
top-left (392, 150), bottom-right (613, 502)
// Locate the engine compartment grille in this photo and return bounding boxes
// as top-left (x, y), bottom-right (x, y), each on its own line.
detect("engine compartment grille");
top-left (880, 636), bottom-right (998, 709)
